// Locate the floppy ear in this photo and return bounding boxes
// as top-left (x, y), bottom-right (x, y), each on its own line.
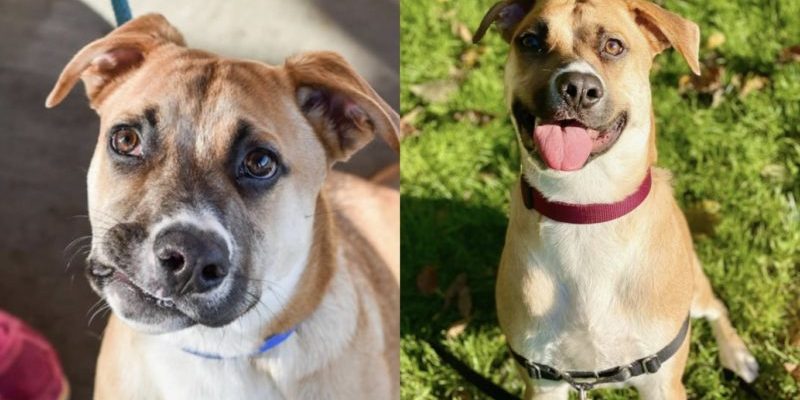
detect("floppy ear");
top-left (627, 0), bottom-right (701, 75)
top-left (46, 13), bottom-right (185, 109)
top-left (473, 0), bottom-right (535, 43)
top-left (286, 51), bottom-right (400, 162)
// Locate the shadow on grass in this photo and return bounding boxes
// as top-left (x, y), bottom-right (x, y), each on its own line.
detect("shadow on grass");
top-left (400, 194), bottom-right (507, 337)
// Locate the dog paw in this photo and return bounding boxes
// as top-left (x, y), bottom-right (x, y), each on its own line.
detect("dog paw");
top-left (719, 342), bottom-right (759, 383)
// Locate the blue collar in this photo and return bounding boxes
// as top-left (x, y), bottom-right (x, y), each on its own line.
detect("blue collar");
top-left (182, 327), bottom-right (296, 360)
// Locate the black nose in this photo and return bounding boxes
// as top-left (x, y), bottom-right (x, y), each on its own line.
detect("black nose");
top-left (153, 227), bottom-right (230, 294)
top-left (556, 71), bottom-right (604, 110)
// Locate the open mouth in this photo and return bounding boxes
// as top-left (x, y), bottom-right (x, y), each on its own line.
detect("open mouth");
top-left (512, 102), bottom-right (627, 171)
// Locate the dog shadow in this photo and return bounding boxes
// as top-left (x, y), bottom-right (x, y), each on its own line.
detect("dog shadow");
top-left (400, 195), bottom-right (507, 337)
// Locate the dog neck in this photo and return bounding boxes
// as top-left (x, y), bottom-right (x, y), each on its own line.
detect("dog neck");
top-left (519, 170), bottom-right (652, 224)
top-left (518, 117), bottom-right (654, 205)
top-left (259, 194), bottom-right (338, 336)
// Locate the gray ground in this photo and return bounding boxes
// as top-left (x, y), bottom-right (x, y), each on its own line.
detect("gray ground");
top-left (0, 0), bottom-right (397, 398)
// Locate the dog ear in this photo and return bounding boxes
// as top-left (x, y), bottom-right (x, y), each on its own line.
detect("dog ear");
top-left (286, 51), bottom-right (400, 162)
top-left (46, 13), bottom-right (185, 109)
top-left (627, 0), bottom-right (701, 76)
top-left (473, 0), bottom-right (535, 43)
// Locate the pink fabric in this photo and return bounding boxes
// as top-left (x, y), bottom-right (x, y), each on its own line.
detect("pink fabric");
top-left (0, 310), bottom-right (65, 400)
top-left (521, 170), bottom-right (652, 224)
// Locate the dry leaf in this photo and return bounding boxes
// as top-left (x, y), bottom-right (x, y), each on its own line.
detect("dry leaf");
top-left (458, 286), bottom-right (472, 319)
top-left (460, 47), bottom-right (481, 69)
top-left (739, 75), bottom-right (768, 98)
top-left (706, 32), bottom-right (726, 50)
top-left (416, 265), bottom-right (438, 295)
top-left (454, 110), bottom-right (494, 125)
top-left (779, 45), bottom-right (800, 63)
top-left (760, 164), bottom-right (787, 183)
top-left (453, 22), bottom-right (473, 44)
top-left (446, 319), bottom-right (469, 338)
top-left (410, 80), bottom-right (459, 104)
top-left (786, 363), bottom-right (800, 382)
top-left (400, 107), bottom-right (424, 139)
top-left (686, 200), bottom-right (722, 236)
top-left (443, 273), bottom-right (467, 311)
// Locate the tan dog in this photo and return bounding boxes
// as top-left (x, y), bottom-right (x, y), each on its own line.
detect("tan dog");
top-left (46, 14), bottom-right (399, 399)
top-left (474, 0), bottom-right (757, 398)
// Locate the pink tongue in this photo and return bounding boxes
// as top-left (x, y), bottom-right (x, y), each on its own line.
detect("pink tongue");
top-left (533, 124), bottom-right (593, 171)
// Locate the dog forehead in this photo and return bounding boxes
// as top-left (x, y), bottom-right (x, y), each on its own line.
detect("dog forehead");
top-left (102, 51), bottom-right (311, 155)
top-left (522, 0), bottom-right (642, 43)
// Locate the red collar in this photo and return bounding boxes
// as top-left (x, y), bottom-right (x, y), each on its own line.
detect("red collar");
top-left (520, 170), bottom-right (652, 224)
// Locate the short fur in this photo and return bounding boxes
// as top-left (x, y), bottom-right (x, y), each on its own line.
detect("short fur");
top-left (47, 14), bottom-right (399, 399)
top-left (474, 0), bottom-right (757, 398)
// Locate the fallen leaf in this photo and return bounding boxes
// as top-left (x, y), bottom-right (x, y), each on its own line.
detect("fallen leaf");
top-left (416, 265), bottom-right (438, 295)
top-left (739, 75), bottom-right (769, 98)
top-left (443, 273), bottom-right (467, 311)
top-left (706, 32), bottom-right (726, 50)
top-left (446, 319), bottom-right (469, 338)
top-left (680, 64), bottom-right (724, 94)
top-left (453, 110), bottom-right (494, 125)
top-left (453, 22), bottom-right (473, 44)
top-left (779, 45), bottom-right (800, 63)
top-left (685, 200), bottom-right (722, 236)
top-left (460, 47), bottom-right (481, 69)
top-left (452, 386), bottom-right (473, 400)
top-left (400, 107), bottom-right (424, 139)
top-left (458, 286), bottom-right (472, 319)
top-left (410, 79), bottom-right (459, 104)
top-left (760, 163), bottom-right (787, 183)
top-left (786, 363), bottom-right (800, 382)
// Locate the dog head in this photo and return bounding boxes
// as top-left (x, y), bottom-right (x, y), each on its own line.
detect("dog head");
top-left (474, 0), bottom-right (699, 180)
top-left (47, 14), bottom-right (398, 335)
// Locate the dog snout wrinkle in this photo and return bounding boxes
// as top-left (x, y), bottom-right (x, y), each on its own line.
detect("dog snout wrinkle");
top-left (556, 71), bottom-right (604, 111)
top-left (154, 226), bottom-right (230, 294)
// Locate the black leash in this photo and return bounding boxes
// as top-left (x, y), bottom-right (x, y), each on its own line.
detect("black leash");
top-left (426, 339), bottom-right (518, 400)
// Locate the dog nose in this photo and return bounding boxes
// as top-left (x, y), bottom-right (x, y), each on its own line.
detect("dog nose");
top-left (556, 71), bottom-right (604, 110)
top-left (153, 227), bottom-right (230, 293)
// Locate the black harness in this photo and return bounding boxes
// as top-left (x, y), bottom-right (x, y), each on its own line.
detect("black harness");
top-left (509, 316), bottom-right (691, 399)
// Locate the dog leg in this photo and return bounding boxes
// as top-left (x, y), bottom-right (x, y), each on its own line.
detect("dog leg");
top-left (690, 258), bottom-right (759, 382)
top-left (636, 374), bottom-right (687, 400)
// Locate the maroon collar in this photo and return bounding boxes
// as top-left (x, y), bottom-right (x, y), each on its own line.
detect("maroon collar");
top-left (520, 170), bottom-right (652, 224)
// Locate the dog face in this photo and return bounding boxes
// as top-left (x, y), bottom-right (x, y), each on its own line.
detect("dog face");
top-left (475, 0), bottom-right (699, 174)
top-left (47, 14), bottom-right (398, 334)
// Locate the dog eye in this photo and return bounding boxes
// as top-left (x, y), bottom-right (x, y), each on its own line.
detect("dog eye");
top-left (602, 38), bottom-right (625, 57)
top-left (110, 127), bottom-right (142, 157)
top-left (242, 148), bottom-right (279, 179)
top-left (519, 33), bottom-right (545, 53)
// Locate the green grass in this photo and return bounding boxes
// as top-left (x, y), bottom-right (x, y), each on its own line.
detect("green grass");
top-left (400, 0), bottom-right (800, 398)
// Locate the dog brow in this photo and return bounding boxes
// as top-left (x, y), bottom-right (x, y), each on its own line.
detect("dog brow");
top-left (144, 106), bottom-right (158, 128)
top-left (227, 119), bottom-right (252, 156)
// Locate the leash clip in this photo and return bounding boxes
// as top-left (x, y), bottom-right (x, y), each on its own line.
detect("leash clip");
top-left (574, 382), bottom-right (593, 400)
top-left (641, 355), bottom-right (661, 374)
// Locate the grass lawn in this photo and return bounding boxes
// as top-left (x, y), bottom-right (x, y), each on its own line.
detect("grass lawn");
top-left (400, 0), bottom-right (800, 398)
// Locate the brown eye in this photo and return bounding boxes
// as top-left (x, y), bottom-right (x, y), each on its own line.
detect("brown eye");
top-left (110, 127), bottom-right (142, 156)
top-left (603, 38), bottom-right (625, 57)
top-left (242, 148), bottom-right (278, 179)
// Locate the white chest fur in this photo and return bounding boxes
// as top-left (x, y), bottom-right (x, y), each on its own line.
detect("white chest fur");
top-left (497, 189), bottom-right (677, 373)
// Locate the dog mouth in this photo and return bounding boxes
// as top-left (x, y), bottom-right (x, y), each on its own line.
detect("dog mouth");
top-left (89, 261), bottom-right (181, 310)
top-left (512, 102), bottom-right (628, 171)
top-left (88, 258), bottom-right (259, 330)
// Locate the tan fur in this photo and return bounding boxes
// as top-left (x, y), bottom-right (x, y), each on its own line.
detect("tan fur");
top-left (47, 14), bottom-right (398, 399)
top-left (476, 1), bottom-right (756, 398)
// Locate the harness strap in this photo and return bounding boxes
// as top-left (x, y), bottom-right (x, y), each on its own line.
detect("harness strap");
top-left (510, 316), bottom-right (690, 392)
